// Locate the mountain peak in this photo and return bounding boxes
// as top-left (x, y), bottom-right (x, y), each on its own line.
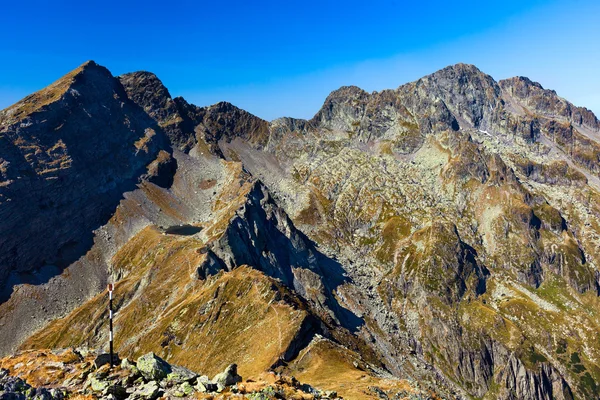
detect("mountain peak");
top-left (500, 75), bottom-right (599, 131)
top-left (0, 60), bottom-right (113, 126)
top-left (119, 70), bottom-right (173, 100)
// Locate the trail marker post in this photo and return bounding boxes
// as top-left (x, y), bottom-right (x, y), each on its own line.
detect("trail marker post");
top-left (108, 283), bottom-right (114, 368)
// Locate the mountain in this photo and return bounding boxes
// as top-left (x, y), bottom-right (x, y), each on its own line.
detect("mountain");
top-left (1, 61), bottom-right (600, 399)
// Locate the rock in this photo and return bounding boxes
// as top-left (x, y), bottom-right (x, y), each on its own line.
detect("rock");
top-left (94, 353), bottom-right (119, 369)
top-left (166, 365), bottom-right (197, 384)
top-left (131, 381), bottom-right (160, 400)
top-left (3, 60), bottom-right (600, 400)
top-left (119, 358), bottom-right (140, 380)
top-left (195, 376), bottom-right (217, 393)
top-left (0, 375), bottom-right (31, 394)
top-left (172, 381), bottom-right (194, 397)
top-left (120, 358), bottom-right (132, 369)
top-left (31, 388), bottom-right (53, 400)
top-left (74, 348), bottom-right (92, 358)
top-left (48, 388), bottom-right (64, 400)
top-left (0, 393), bottom-right (25, 400)
top-left (212, 363), bottom-right (242, 391)
top-left (103, 384), bottom-right (127, 400)
top-left (135, 353), bottom-right (171, 381)
top-left (89, 376), bottom-right (110, 392)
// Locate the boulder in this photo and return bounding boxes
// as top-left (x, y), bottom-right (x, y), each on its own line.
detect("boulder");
top-left (89, 376), bottom-right (110, 392)
top-left (0, 393), bottom-right (25, 400)
top-left (31, 388), bottom-right (53, 400)
top-left (166, 365), bottom-right (198, 384)
top-left (195, 376), bottom-right (217, 393)
top-left (212, 364), bottom-right (242, 391)
top-left (172, 381), bottom-right (194, 397)
top-left (94, 353), bottom-right (119, 369)
top-left (103, 384), bottom-right (127, 400)
top-left (135, 353), bottom-right (171, 381)
top-left (120, 358), bottom-right (140, 380)
top-left (131, 381), bottom-right (160, 400)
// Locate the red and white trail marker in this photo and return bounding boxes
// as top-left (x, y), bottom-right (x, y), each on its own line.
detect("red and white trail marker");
top-left (108, 283), bottom-right (115, 367)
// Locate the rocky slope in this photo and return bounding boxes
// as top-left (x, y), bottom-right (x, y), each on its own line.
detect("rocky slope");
top-left (2, 348), bottom-right (391, 399)
top-left (1, 61), bottom-right (600, 399)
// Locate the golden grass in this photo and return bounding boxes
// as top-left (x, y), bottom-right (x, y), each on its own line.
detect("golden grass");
top-left (284, 338), bottom-right (436, 400)
top-left (21, 225), bottom-right (309, 380)
top-left (1, 62), bottom-right (91, 125)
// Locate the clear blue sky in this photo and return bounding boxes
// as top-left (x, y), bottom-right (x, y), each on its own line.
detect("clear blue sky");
top-left (0, 0), bottom-right (598, 121)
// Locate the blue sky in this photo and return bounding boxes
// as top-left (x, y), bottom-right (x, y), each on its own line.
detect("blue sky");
top-left (0, 0), bottom-right (598, 120)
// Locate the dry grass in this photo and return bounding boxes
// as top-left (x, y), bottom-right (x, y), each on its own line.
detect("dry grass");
top-left (1, 62), bottom-right (90, 125)
top-left (284, 338), bottom-right (435, 400)
top-left (0, 349), bottom-right (87, 388)
top-left (21, 225), bottom-right (309, 380)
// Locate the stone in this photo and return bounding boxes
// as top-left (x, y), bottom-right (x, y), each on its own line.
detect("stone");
top-left (94, 353), bottom-right (119, 369)
top-left (31, 388), bottom-right (53, 400)
top-left (135, 353), bottom-right (171, 381)
top-left (0, 393), bottom-right (25, 400)
top-left (195, 375), bottom-right (217, 393)
top-left (89, 377), bottom-right (110, 393)
top-left (212, 364), bottom-right (242, 391)
top-left (166, 365), bottom-right (197, 384)
top-left (48, 388), bottom-right (64, 400)
top-left (103, 384), bottom-right (127, 400)
top-left (120, 358), bottom-right (132, 369)
top-left (131, 381), bottom-right (160, 400)
top-left (0, 376), bottom-right (30, 394)
top-left (171, 381), bottom-right (194, 397)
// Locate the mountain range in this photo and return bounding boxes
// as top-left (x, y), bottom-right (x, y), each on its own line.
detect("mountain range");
top-left (1, 60), bottom-right (599, 399)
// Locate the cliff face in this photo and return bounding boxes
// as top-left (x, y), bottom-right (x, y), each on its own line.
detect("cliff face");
top-left (2, 61), bottom-right (600, 399)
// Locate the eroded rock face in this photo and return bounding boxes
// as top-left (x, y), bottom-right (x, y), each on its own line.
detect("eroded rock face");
top-left (2, 61), bottom-right (600, 399)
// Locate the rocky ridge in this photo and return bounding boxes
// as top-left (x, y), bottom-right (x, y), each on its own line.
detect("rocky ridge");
top-left (1, 61), bottom-right (600, 399)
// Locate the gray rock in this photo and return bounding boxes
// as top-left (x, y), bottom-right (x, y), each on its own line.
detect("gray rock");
top-left (195, 376), bottom-right (217, 393)
top-left (135, 353), bottom-right (171, 381)
top-left (89, 376), bottom-right (110, 393)
top-left (212, 364), bottom-right (242, 391)
top-left (48, 388), bottom-right (64, 400)
top-left (171, 381), bottom-right (194, 397)
top-left (103, 384), bottom-right (127, 400)
top-left (166, 365), bottom-right (197, 384)
top-left (0, 393), bottom-right (25, 400)
top-left (131, 381), bottom-right (160, 400)
top-left (94, 353), bottom-right (119, 369)
top-left (31, 388), bottom-right (53, 400)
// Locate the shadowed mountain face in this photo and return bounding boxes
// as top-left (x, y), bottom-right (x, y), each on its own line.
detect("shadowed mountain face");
top-left (1, 61), bottom-right (600, 399)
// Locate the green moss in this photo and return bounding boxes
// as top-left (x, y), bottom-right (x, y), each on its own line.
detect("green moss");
top-left (580, 372), bottom-right (598, 396)
top-left (527, 348), bottom-right (547, 365)
top-left (572, 364), bottom-right (586, 373)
